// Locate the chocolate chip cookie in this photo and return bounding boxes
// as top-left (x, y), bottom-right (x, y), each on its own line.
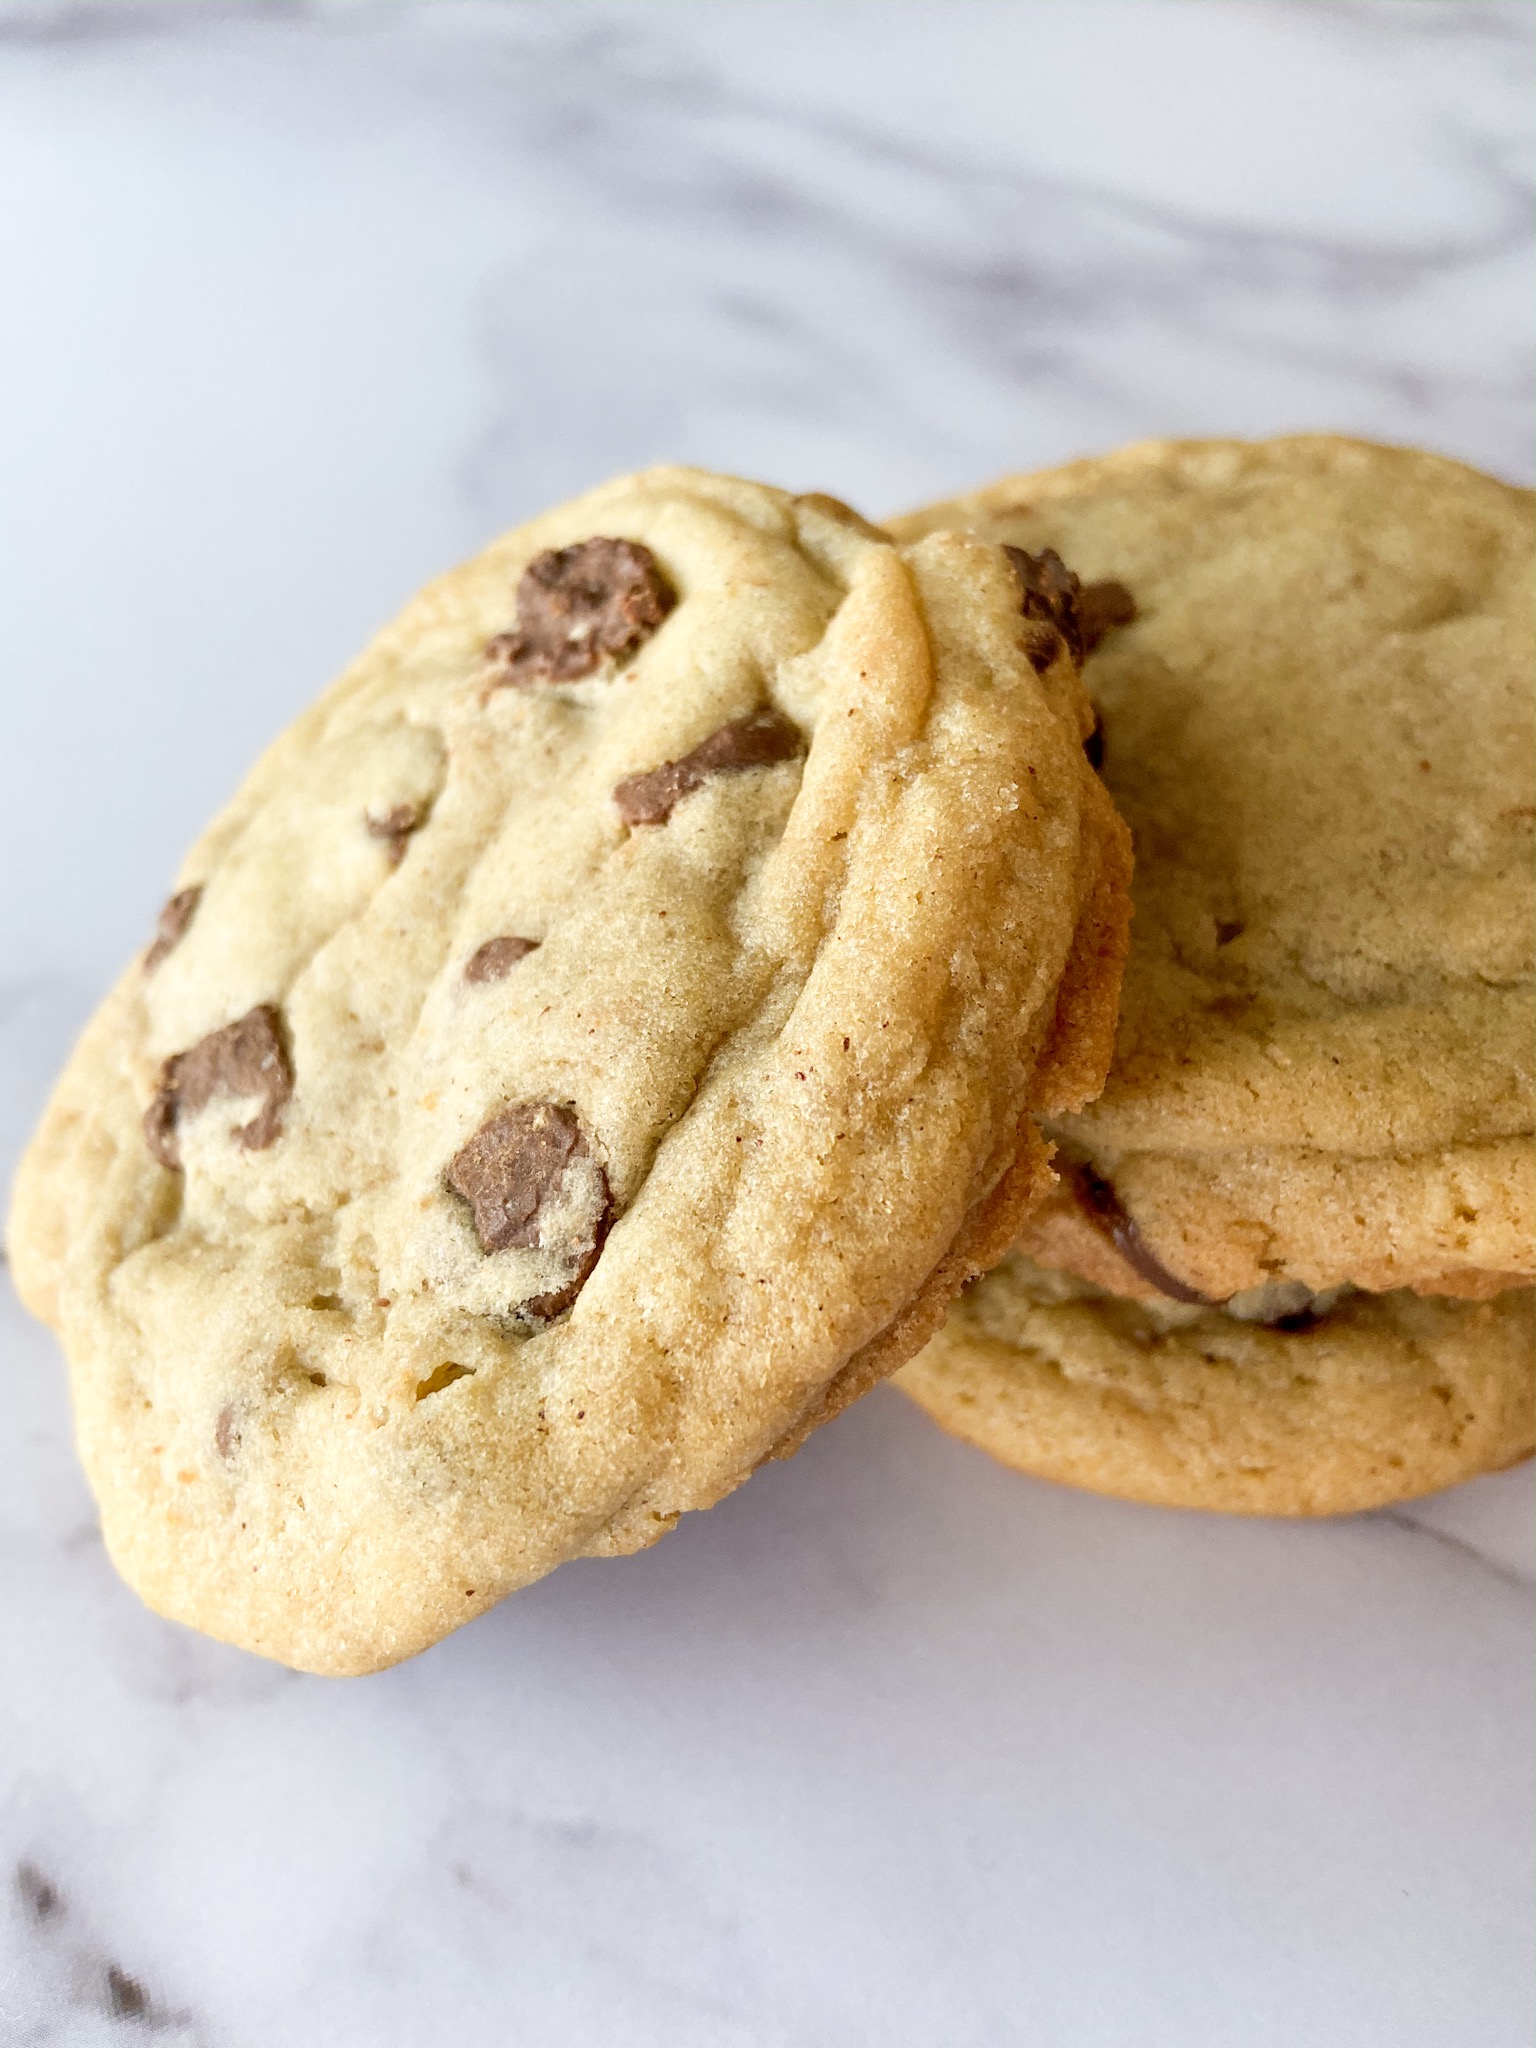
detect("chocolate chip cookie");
top-left (891, 437), bottom-right (1534, 1511)
top-left (8, 466), bottom-right (1130, 1667)
top-left (904, 1252), bottom-right (1534, 1515)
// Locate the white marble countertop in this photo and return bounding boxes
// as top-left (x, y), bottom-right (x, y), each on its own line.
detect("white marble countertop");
top-left (1, 5), bottom-right (1531, 2042)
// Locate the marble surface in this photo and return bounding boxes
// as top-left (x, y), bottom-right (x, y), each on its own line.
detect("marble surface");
top-left (0, 4), bottom-right (1531, 2041)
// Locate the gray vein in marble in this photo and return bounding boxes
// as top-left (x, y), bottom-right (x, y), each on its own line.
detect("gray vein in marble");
top-left (7, 1832), bottom-right (204, 2046)
top-left (440, 7), bottom-right (1536, 516)
top-left (336, 1806), bottom-right (817, 2048)
top-left (2, 3), bottom-right (1529, 509)
top-left (1302, 1), bottom-right (1535, 44)
top-left (1381, 1506), bottom-right (1536, 1595)
top-left (0, 0), bottom-right (316, 44)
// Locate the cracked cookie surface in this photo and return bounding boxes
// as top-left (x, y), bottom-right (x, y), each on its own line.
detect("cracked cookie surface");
top-left (9, 466), bottom-right (1129, 1670)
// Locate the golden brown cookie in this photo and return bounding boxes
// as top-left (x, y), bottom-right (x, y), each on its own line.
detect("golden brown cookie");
top-left (8, 467), bottom-right (1129, 1669)
top-left (901, 1253), bottom-right (1534, 1515)
top-left (892, 437), bottom-right (1534, 1510)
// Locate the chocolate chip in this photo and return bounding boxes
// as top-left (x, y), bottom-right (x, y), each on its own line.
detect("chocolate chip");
top-left (1069, 1160), bottom-right (1218, 1306)
top-left (143, 1004), bottom-right (293, 1172)
top-left (365, 803), bottom-right (424, 867)
top-left (1078, 579), bottom-right (1137, 655)
top-left (1084, 709), bottom-right (1105, 771)
top-left (446, 1101), bottom-right (613, 1314)
top-left (1004, 544), bottom-right (1085, 670)
top-left (521, 1272), bottom-right (594, 1322)
top-left (1018, 620), bottom-right (1063, 673)
top-left (447, 1102), bottom-right (593, 1251)
top-left (1215, 919), bottom-right (1245, 946)
top-left (614, 706), bottom-right (804, 827)
top-left (143, 886), bottom-right (202, 972)
top-left (464, 935), bottom-right (539, 983)
top-left (486, 537), bottom-right (676, 686)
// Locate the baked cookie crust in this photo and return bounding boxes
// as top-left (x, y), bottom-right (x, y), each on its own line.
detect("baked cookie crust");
top-left (893, 436), bottom-right (1535, 1303)
top-left (9, 467), bottom-right (1129, 1670)
top-left (893, 437), bottom-right (1534, 1510)
top-left (899, 1254), bottom-right (1534, 1515)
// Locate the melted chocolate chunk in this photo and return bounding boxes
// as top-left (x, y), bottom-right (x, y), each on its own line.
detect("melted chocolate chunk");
top-left (365, 803), bottom-right (425, 867)
top-left (614, 706), bottom-right (804, 827)
top-left (464, 935), bottom-right (540, 983)
top-left (446, 1101), bottom-right (613, 1314)
top-left (486, 537), bottom-right (676, 686)
top-left (1004, 544), bottom-right (1085, 670)
top-left (521, 1269), bottom-right (597, 1324)
top-left (143, 886), bottom-right (202, 972)
top-left (1084, 709), bottom-right (1105, 772)
top-left (447, 1102), bottom-right (594, 1250)
top-left (143, 1004), bottom-right (293, 1171)
top-left (1069, 1160), bottom-right (1219, 1306)
top-left (1018, 619), bottom-right (1063, 674)
top-left (1078, 579), bottom-right (1138, 655)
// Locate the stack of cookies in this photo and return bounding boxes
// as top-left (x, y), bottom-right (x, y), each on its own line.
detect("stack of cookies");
top-left (9, 438), bottom-right (1532, 1674)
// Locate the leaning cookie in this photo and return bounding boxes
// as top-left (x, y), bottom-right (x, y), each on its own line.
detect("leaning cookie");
top-left (8, 467), bottom-right (1130, 1671)
top-left (892, 436), bottom-right (1534, 1511)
